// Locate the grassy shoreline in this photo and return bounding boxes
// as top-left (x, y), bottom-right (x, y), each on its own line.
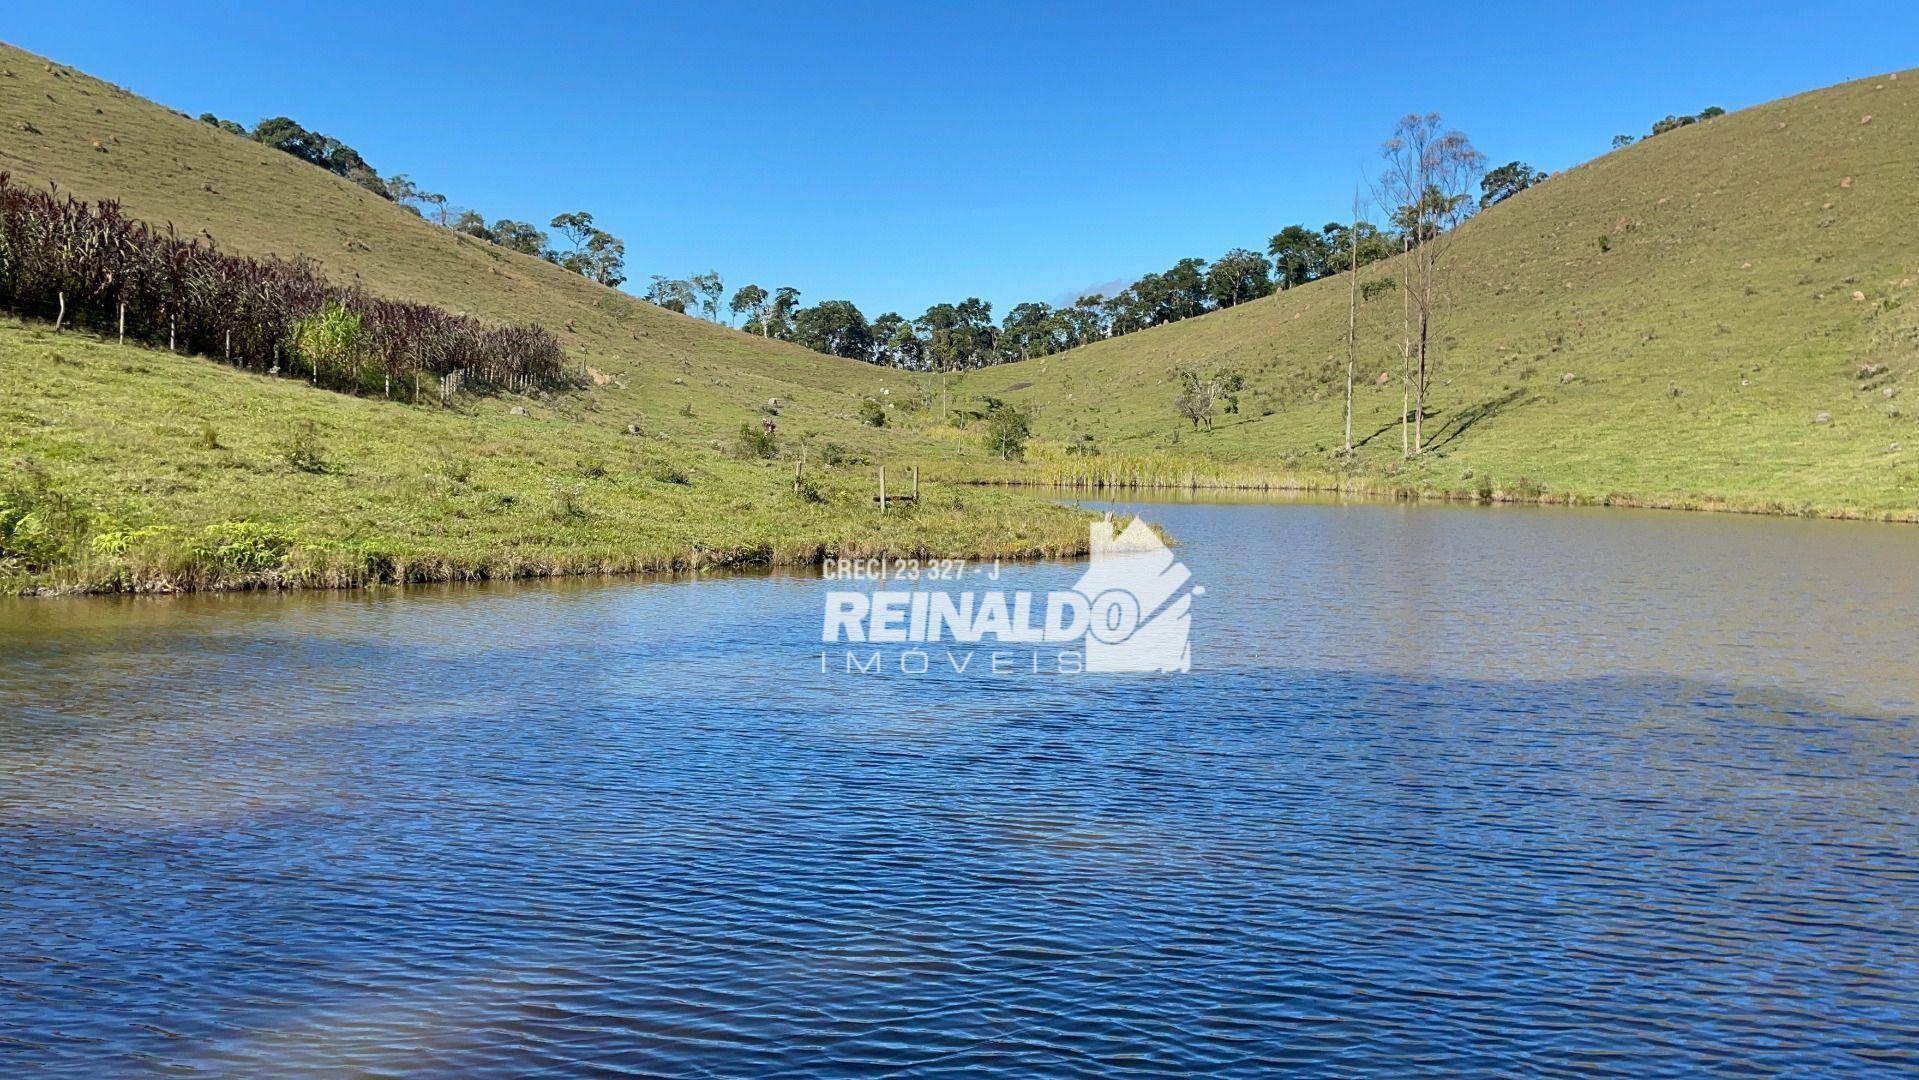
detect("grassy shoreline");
top-left (12, 530), bottom-right (1095, 598)
top-left (973, 476), bottom-right (1919, 524)
top-left (8, 312), bottom-right (1911, 600)
top-left (950, 452), bottom-right (1919, 524)
top-left (0, 320), bottom-right (1093, 596)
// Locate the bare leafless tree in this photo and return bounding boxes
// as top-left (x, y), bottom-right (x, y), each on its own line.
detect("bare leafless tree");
top-left (1380, 113), bottom-right (1484, 455)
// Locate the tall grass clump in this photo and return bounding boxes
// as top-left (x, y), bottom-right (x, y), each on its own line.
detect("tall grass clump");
top-left (0, 174), bottom-right (570, 400)
top-left (0, 457), bottom-right (89, 575)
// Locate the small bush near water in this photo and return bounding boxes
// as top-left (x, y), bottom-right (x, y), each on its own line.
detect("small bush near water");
top-left (1506, 476), bottom-right (1547, 500)
top-left (0, 174), bottom-right (569, 399)
top-left (1064, 433), bottom-right (1101, 457)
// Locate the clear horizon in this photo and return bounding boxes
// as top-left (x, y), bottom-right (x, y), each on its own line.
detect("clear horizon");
top-left (7, 1), bottom-right (1916, 320)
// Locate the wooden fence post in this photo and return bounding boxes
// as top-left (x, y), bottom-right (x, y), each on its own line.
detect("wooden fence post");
top-left (879, 465), bottom-right (887, 514)
top-left (912, 465), bottom-right (919, 501)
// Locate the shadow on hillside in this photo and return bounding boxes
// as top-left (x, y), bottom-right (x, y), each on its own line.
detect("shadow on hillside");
top-left (1423, 388), bottom-right (1532, 452)
top-left (1347, 386), bottom-right (1528, 452)
top-left (1354, 411), bottom-right (1427, 449)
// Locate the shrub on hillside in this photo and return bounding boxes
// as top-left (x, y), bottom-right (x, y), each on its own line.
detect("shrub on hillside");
top-left (648, 462), bottom-right (691, 485)
top-left (279, 421), bottom-right (330, 473)
top-left (736, 423), bottom-right (778, 459)
top-left (983, 399), bottom-right (1033, 461)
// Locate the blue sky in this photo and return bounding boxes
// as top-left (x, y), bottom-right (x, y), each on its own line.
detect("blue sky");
top-left (8, 2), bottom-right (1916, 319)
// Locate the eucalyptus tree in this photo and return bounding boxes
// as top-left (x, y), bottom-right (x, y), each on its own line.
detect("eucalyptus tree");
top-left (1268, 225), bottom-right (1331, 289)
top-left (1066, 295), bottom-right (1108, 345)
top-left (1102, 290), bottom-right (1148, 337)
top-left (548, 211), bottom-right (626, 286)
top-left (451, 209), bottom-right (492, 239)
top-left (1319, 220), bottom-right (1398, 268)
top-left (871, 312), bottom-right (927, 369)
top-left (1380, 112), bottom-right (1484, 455)
top-left (645, 276), bottom-right (696, 313)
top-left (917, 298), bottom-right (995, 413)
top-left (1342, 193), bottom-right (1362, 454)
top-left (490, 220), bottom-right (548, 256)
top-left (1206, 249), bottom-right (1275, 308)
top-left (999, 301), bottom-right (1058, 360)
top-left (729, 284), bottom-right (770, 333)
top-left (1163, 257), bottom-right (1210, 321)
top-left (766, 286), bottom-right (803, 339)
top-left (793, 300), bottom-right (873, 359)
top-left (690, 271), bottom-right (725, 322)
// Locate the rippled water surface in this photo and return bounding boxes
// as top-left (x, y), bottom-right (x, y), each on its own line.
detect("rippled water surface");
top-left (3, 499), bottom-right (1917, 1076)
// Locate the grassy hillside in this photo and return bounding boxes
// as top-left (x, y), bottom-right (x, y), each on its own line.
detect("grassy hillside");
top-left (970, 68), bottom-right (1919, 517)
top-left (0, 41), bottom-right (923, 450)
top-left (0, 41), bottom-right (1088, 592)
top-left (0, 316), bottom-right (1085, 592)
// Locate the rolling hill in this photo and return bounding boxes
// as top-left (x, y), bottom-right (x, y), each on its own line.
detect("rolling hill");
top-left (0, 41), bottom-right (1085, 591)
top-left (0, 40), bottom-right (922, 443)
top-left (970, 67), bottom-right (1918, 516)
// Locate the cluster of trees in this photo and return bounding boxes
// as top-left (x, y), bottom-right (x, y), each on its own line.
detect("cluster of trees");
top-left (199, 113), bottom-right (388, 198)
top-left (182, 101), bottom-right (1537, 466)
top-left (651, 140), bottom-right (1546, 375)
top-left (645, 211), bottom-right (1449, 372)
top-left (1649, 105), bottom-right (1726, 137)
top-left (1479, 162), bottom-right (1546, 208)
top-left (197, 114), bottom-right (628, 287)
top-left (1612, 105), bottom-right (1725, 148)
top-left (0, 174), bottom-right (569, 399)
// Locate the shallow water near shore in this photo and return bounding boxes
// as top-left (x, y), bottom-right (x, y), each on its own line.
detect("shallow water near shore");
top-left (2, 498), bottom-right (1916, 1075)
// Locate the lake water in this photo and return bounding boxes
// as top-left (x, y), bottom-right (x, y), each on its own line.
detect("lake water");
top-left (2, 497), bottom-right (1916, 1076)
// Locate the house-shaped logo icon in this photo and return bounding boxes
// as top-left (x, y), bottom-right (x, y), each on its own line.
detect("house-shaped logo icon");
top-left (1071, 513), bottom-right (1197, 673)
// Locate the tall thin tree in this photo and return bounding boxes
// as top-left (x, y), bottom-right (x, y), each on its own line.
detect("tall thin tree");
top-left (1381, 113), bottom-right (1484, 455)
top-left (1399, 232), bottom-right (1411, 458)
top-left (1344, 190), bottom-right (1361, 455)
